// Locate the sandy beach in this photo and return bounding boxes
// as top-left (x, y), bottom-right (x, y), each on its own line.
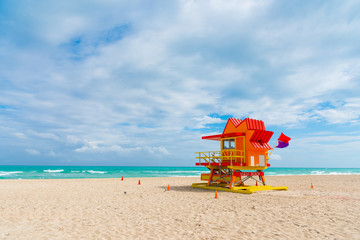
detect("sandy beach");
top-left (1, 175), bottom-right (359, 239)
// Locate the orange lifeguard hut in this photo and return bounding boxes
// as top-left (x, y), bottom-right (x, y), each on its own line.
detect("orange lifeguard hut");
top-left (192, 118), bottom-right (288, 194)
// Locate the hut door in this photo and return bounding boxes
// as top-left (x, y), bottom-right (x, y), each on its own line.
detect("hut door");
top-left (259, 155), bottom-right (265, 166)
top-left (250, 156), bottom-right (254, 166)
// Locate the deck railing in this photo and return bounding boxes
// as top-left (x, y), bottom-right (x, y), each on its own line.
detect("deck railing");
top-left (195, 150), bottom-right (245, 166)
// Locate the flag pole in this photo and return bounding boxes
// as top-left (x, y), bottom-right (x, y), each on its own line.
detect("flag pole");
top-left (268, 140), bottom-right (278, 159)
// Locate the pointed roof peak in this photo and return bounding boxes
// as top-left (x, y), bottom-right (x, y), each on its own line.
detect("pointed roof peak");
top-left (228, 118), bottom-right (243, 128)
top-left (228, 117), bottom-right (265, 130)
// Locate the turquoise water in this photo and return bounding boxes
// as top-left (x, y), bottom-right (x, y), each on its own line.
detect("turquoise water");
top-left (0, 166), bottom-right (360, 179)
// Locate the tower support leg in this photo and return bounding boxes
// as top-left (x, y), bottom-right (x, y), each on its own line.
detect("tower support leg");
top-left (260, 175), bottom-right (266, 185)
top-left (207, 169), bottom-right (214, 186)
top-left (229, 169), bottom-right (235, 189)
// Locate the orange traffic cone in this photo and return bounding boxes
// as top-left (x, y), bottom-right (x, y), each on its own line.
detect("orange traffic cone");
top-left (215, 190), bottom-right (218, 199)
top-left (121, 176), bottom-right (123, 181)
top-left (138, 180), bottom-right (141, 185)
top-left (242, 182), bottom-right (245, 187)
top-left (311, 183), bottom-right (314, 189)
top-left (167, 184), bottom-right (170, 191)
top-left (256, 181), bottom-right (258, 186)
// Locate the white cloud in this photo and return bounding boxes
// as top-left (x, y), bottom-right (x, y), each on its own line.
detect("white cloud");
top-left (143, 146), bottom-right (170, 155)
top-left (313, 98), bottom-right (360, 124)
top-left (74, 141), bottom-right (170, 156)
top-left (28, 130), bottom-right (60, 141)
top-left (48, 151), bottom-right (56, 157)
top-left (270, 154), bottom-right (282, 160)
top-left (26, 149), bottom-right (40, 155)
top-left (14, 132), bottom-right (26, 139)
top-left (192, 115), bottom-right (225, 129)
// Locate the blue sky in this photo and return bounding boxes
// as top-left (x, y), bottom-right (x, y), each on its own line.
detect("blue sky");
top-left (1, 0), bottom-right (360, 167)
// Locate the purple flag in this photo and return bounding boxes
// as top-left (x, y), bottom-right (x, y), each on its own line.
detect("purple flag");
top-left (276, 141), bottom-right (289, 148)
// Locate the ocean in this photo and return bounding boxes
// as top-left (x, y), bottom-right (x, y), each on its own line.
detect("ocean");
top-left (0, 166), bottom-right (360, 179)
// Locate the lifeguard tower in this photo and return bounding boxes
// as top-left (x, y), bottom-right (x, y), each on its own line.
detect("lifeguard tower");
top-left (192, 118), bottom-right (288, 194)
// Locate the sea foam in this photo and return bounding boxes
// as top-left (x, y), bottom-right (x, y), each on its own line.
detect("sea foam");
top-left (0, 171), bottom-right (23, 176)
top-left (87, 170), bottom-right (106, 174)
top-left (44, 169), bottom-right (64, 173)
top-left (311, 170), bottom-right (326, 175)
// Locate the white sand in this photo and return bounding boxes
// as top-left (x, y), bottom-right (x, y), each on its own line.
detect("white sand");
top-left (1, 175), bottom-right (359, 239)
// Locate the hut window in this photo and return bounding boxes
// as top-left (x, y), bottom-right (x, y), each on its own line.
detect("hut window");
top-left (223, 139), bottom-right (235, 149)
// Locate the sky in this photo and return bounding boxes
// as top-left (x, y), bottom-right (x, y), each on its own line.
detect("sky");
top-left (1, 0), bottom-right (360, 167)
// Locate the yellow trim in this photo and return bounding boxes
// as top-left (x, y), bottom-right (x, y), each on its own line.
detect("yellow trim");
top-left (243, 136), bottom-right (246, 164)
top-left (195, 150), bottom-right (245, 163)
top-left (201, 174), bottom-right (241, 182)
top-left (192, 183), bottom-right (288, 194)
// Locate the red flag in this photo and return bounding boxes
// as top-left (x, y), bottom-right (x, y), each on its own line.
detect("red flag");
top-left (278, 133), bottom-right (291, 144)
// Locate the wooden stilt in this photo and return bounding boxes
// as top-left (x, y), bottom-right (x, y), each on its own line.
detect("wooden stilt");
top-left (207, 169), bottom-right (214, 186)
top-left (261, 175), bottom-right (266, 185)
top-left (229, 169), bottom-right (235, 189)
